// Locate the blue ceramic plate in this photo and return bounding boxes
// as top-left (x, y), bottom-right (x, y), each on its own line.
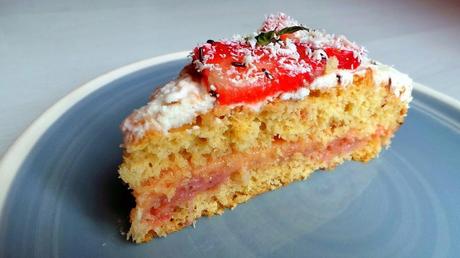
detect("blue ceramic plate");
top-left (1, 52), bottom-right (459, 258)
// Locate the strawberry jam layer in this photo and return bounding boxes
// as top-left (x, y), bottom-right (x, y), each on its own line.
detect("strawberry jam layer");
top-left (143, 128), bottom-right (391, 226)
top-left (148, 172), bottom-right (229, 221)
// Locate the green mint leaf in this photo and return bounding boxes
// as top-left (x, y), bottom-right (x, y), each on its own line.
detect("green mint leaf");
top-left (254, 26), bottom-right (309, 46)
top-left (255, 30), bottom-right (276, 46)
top-left (277, 26), bottom-right (309, 36)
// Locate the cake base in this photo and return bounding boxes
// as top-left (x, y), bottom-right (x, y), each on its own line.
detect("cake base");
top-left (121, 69), bottom-right (409, 243)
top-left (129, 126), bottom-right (394, 243)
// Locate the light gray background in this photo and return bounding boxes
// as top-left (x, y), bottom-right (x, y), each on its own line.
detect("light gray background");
top-left (1, 0), bottom-right (459, 157)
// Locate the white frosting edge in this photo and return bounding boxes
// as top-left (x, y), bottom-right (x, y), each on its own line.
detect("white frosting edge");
top-left (369, 63), bottom-right (413, 103)
top-left (310, 70), bottom-right (354, 90)
top-left (122, 73), bottom-right (215, 135)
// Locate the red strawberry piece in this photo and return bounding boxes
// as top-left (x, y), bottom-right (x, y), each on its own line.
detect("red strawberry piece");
top-left (324, 48), bottom-right (361, 70)
top-left (192, 41), bottom-right (360, 105)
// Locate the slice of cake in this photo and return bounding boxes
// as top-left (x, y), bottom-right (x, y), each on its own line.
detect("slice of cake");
top-left (119, 13), bottom-right (413, 243)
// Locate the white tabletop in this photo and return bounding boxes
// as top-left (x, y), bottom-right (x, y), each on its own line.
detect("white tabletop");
top-left (1, 0), bottom-right (460, 157)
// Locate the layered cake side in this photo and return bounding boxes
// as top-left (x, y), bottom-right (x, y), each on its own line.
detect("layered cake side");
top-left (118, 13), bottom-right (413, 243)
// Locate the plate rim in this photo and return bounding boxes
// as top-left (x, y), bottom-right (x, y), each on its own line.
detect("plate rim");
top-left (1, 51), bottom-right (459, 215)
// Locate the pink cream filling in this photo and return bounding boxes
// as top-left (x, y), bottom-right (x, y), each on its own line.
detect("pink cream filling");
top-left (142, 128), bottom-right (389, 226)
top-left (148, 173), bottom-right (229, 222)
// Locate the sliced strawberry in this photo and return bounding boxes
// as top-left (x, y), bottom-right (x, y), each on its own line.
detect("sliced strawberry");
top-left (192, 41), bottom-right (360, 105)
top-left (324, 48), bottom-right (360, 70)
top-left (193, 42), bottom-right (314, 104)
top-left (193, 42), bottom-right (305, 104)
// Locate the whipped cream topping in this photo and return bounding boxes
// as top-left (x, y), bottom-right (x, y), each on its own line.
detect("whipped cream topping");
top-left (369, 63), bottom-right (413, 103)
top-left (122, 73), bottom-right (215, 135)
top-left (280, 87), bottom-right (310, 101)
top-left (122, 13), bottom-right (413, 139)
top-left (310, 70), bottom-right (354, 90)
